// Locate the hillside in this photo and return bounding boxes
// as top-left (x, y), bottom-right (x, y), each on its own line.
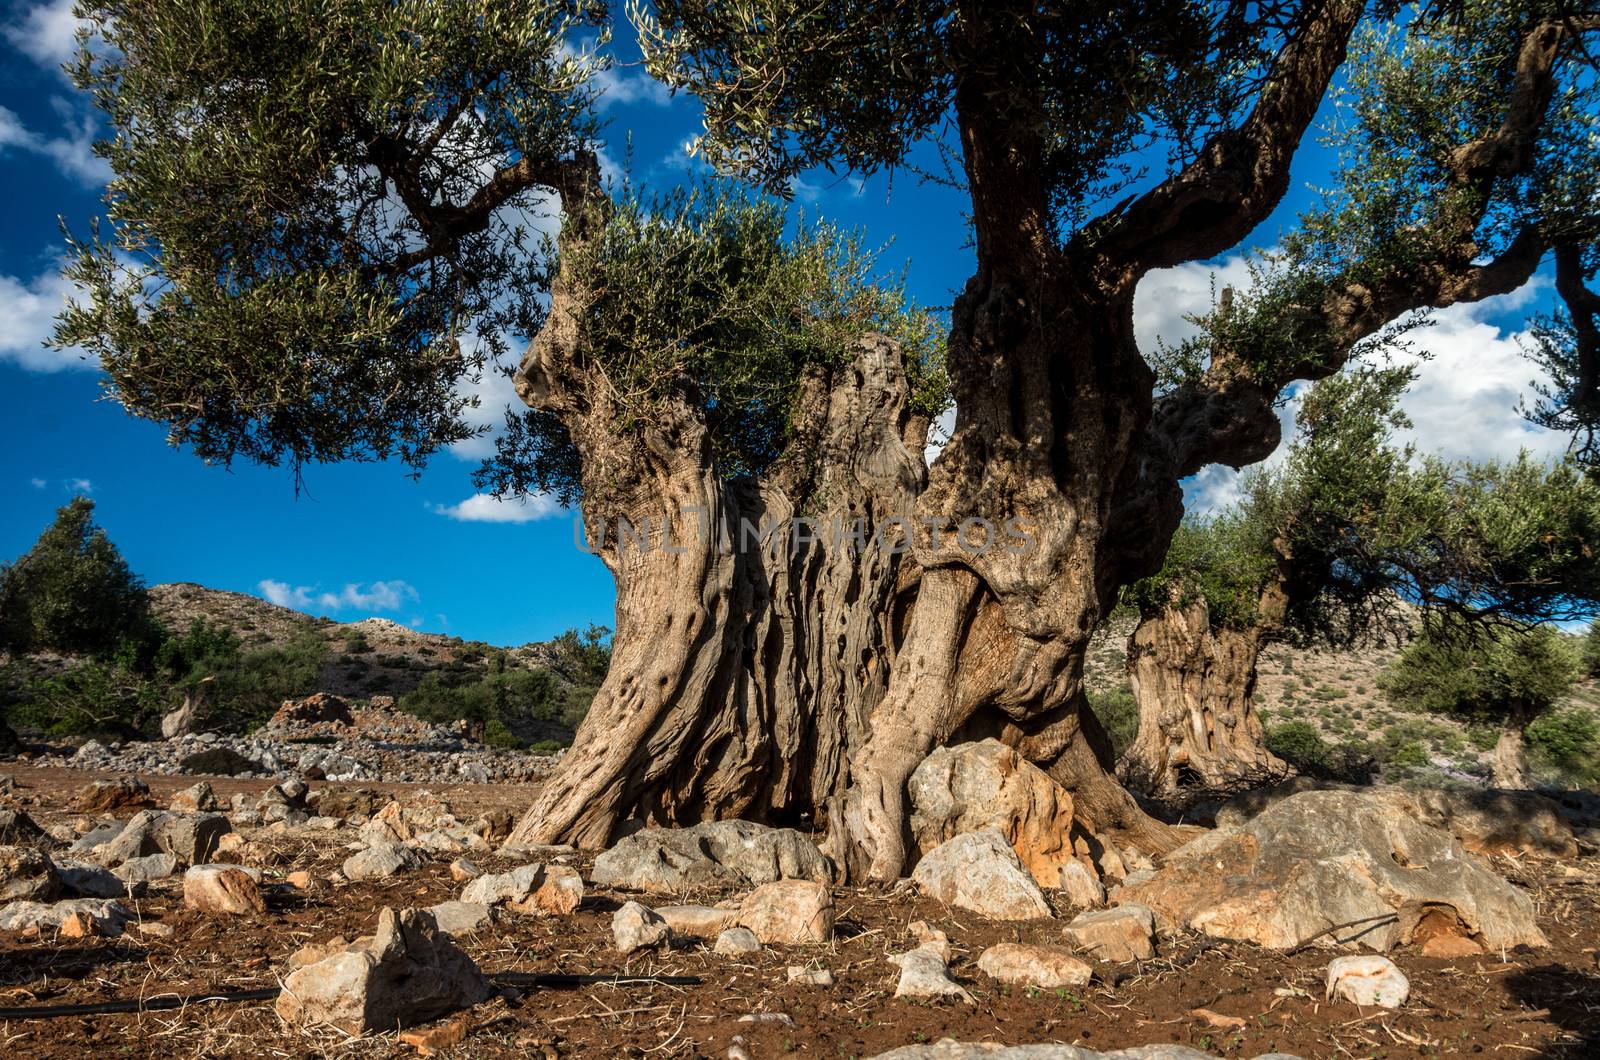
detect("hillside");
top-left (148, 582), bottom-right (567, 700)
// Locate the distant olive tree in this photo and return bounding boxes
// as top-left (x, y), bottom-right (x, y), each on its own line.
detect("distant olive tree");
top-left (1382, 624), bottom-right (1581, 788)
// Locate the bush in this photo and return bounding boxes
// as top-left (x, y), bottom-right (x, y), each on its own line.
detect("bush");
top-left (484, 719), bottom-right (525, 750)
top-left (1584, 620), bottom-right (1600, 677)
top-left (0, 497), bottom-right (157, 658)
top-left (180, 746), bottom-right (263, 776)
top-left (1265, 720), bottom-right (1329, 771)
top-left (1381, 624), bottom-right (1579, 732)
top-left (1527, 707), bottom-right (1600, 785)
top-left (1086, 684), bottom-right (1139, 761)
top-left (341, 629), bottom-right (373, 654)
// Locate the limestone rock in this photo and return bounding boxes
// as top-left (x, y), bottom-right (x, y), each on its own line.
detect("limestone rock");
top-left (714, 926), bottom-right (762, 955)
top-left (909, 739), bottom-right (1079, 889)
top-left (737, 880), bottom-right (834, 944)
top-left (1057, 861), bottom-right (1105, 909)
top-left (449, 858), bottom-right (482, 882)
top-left (0, 898), bottom-right (130, 936)
top-left (56, 859), bottom-right (127, 898)
top-left (276, 907), bottom-right (494, 1034)
top-left (343, 843), bottom-right (424, 882)
top-left (613, 900), bottom-right (671, 954)
top-left (428, 901), bottom-right (497, 935)
top-left (0, 807), bottom-right (50, 847)
top-left (72, 777), bottom-right (151, 813)
top-left (1062, 905), bottom-right (1156, 962)
top-left (912, 829), bottom-right (1051, 921)
top-left (169, 781), bottom-right (220, 813)
top-left (1, 844), bottom-right (61, 901)
top-left (459, 863), bottom-right (582, 915)
top-left (1117, 790), bottom-right (1548, 952)
top-left (269, 692), bottom-right (354, 730)
top-left (184, 864), bottom-right (266, 915)
top-left (888, 944), bottom-right (973, 1003)
top-left (94, 810), bottom-right (232, 867)
top-left (655, 904), bottom-right (740, 938)
top-left (591, 820), bottom-right (831, 894)
top-left (525, 864), bottom-right (583, 916)
top-left (977, 943), bottom-right (1093, 988)
top-left (1325, 955), bottom-right (1409, 1008)
top-left (788, 965), bottom-right (834, 986)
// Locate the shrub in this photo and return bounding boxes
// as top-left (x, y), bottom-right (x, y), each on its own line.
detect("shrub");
top-left (1386, 740), bottom-right (1430, 768)
top-left (1527, 707), bottom-right (1600, 785)
top-left (1382, 624), bottom-right (1579, 734)
top-left (1086, 684), bottom-right (1139, 761)
top-left (1584, 620), bottom-right (1600, 678)
top-left (1264, 720), bottom-right (1328, 771)
top-left (341, 629), bottom-right (373, 654)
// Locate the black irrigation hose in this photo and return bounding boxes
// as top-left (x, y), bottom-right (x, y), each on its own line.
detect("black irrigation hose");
top-left (0, 973), bottom-right (704, 1021)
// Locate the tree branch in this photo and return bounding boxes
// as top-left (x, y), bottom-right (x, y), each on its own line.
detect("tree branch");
top-left (1086, 0), bottom-right (1364, 282)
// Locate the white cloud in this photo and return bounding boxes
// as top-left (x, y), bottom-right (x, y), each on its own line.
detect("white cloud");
top-left (29, 477), bottom-right (46, 488)
top-left (65, 476), bottom-right (93, 493)
top-left (4, 0), bottom-right (87, 71)
top-left (448, 357), bottom-right (523, 461)
top-left (0, 260), bottom-right (98, 372)
top-left (592, 64), bottom-right (672, 110)
top-left (257, 578), bottom-right (419, 614)
top-left (432, 492), bottom-right (564, 523)
top-left (1133, 254), bottom-right (1259, 357)
top-left (0, 104), bottom-right (110, 186)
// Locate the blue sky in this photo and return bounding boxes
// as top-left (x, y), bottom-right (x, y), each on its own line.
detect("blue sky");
top-left (0, 2), bottom-right (1572, 646)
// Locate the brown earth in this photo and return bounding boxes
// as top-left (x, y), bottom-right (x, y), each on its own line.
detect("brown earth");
top-left (2, 764), bottom-right (1597, 1059)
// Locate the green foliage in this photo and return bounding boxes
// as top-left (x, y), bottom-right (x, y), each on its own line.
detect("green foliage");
top-left (4, 660), bottom-right (166, 739)
top-left (398, 631), bottom-right (607, 743)
top-left (484, 719), bottom-right (525, 751)
top-left (341, 629), bottom-right (373, 655)
top-left (0, 497), bottom-right (156, 657)
top-left (1584, 620), bottom-right (1600, 678)
top-left (55, 0), bottom-right (608, 474)
top-left (1086, 684), bottom-right (1139, 763)
top-left (1381, 624), bottom-right (1580, 731)
top-left (479, 186), bottom-right (948, 501)
top-left (1527, 707), bottom-right (1600, 786)
top-left (1264, 720), bottom-right (1329, 771)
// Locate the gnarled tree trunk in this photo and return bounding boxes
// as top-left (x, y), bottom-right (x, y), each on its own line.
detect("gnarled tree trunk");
top-left (505, 163), bottom-right (929, 848)
top-left (1117, 594), bottom-right (1288, 798)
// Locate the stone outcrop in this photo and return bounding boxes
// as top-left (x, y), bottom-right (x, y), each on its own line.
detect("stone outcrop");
top-left (276, 907), bottom-right (495, 1034)
top-left (911, 829), bottom-right (1051, 920)
top-left (590, 820), bottom-right (831, 894)
top-left (1117, 790), bottom-right (1548, 952)
top-left (909, 740), bottom-right (1081, 891)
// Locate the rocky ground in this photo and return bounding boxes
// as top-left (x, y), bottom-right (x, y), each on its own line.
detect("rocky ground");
top-left (2, 753), bottom-right (1599, 1059)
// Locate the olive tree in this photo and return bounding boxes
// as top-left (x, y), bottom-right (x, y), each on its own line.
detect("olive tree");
top-left (639, 0), bottom-right (1600, 877)
top-left (52, 0), bottom-right (947, 846)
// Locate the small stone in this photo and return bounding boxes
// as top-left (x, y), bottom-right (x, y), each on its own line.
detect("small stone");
top-left (1326, 955), bottom-right (1409, 1008)
top-left (714, 927), bottom-right (762, 955)
top-left (288, 936), bottom-right (352, 970)
top-left (1062, 904), bottom-right (1156, 962)
top-left (1, 844), bottom-right (61, 902)
top-left (114, 852), bottom-right (179, 887)
top-left (59, 910), bottom-right (100, 938)
top-left (888, 944), bottom-right (973, 1003)
top-left (0, 898), bottom-right (130, 937)
top-left (343, 843), bottom-right (424, 881)
top-left (787, 966), bottom-right (834, 986)
top-left (184, 864), bottom-right (266, 916)
top-left (448, 858), bottom-right (482, 882)
top-left (138, 921), bottom-right (176, 939)
top-left (516, 865), bottom-right (583, 916)
top-left (737, 880), bottom-right (834, 944)
top-left (71, 777), bottom-right (151, 813)
top-left (57, 859), bottom-right (127, 898)
top-left (169, 781), bottom-right (219, 813)
top-left (612, 900), bottom-right (671, 954)
top-left (976, 943), bottom-right (1093, 988)
top-left (286, 870), bottom-right (315, 890)
top-left (908, 920), bottom-right (952, 961)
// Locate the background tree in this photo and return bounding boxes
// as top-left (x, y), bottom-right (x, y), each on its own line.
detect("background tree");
top-left (1381, 623), bottom-right (1580, 787)
top-left (1118, 364), bottom-right (1418, 796)
top-left (0, 496), bottom-right (154, 658)
top-left (641, 0), bottom-right (1600, 878)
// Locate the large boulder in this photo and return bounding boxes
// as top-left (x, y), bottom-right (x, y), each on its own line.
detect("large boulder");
top-left (276, 907), bottom-right (495, 1034)
top-left (909, 739), bottom-right (1080, 890)
top-left (184, 864), bottom-right (265, 915)
top-left (1215, 781), bottom-right (1579, 858)
top-left (976, 943), bottom-right (1093, 988)
top-left (590, 820), bottom-right (831, 894)
top-left (1062, 905), bottom-right (1156, 962)
top-left (71, 777), bottom-right (152, 813)
top-left (911, 829), bottom-right (1051, 920)
top-left (1, 845), bottom-right (62, 901)
top-left (1117, 789), bottom-right (1548, 952)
